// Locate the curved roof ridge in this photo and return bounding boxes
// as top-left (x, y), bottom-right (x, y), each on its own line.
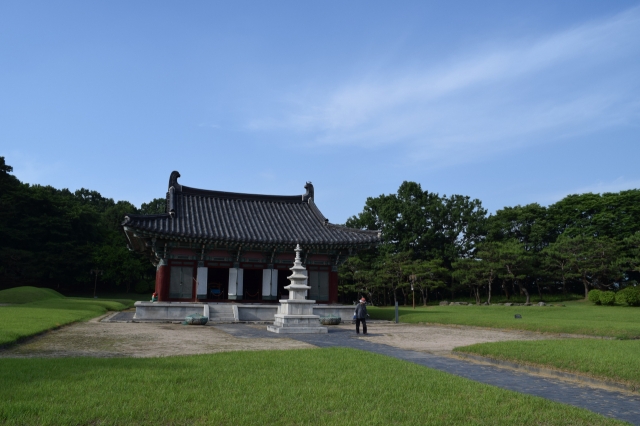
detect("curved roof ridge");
top-left (121, 171), bottom-right (381, 248)
top-left (180, 185), bottom-right (303, 203)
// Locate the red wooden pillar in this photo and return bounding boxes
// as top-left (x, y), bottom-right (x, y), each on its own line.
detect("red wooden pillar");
top-left (329, 270), bottom-right (339, 304)
top-left (156, 260), bottom-right (169, 301)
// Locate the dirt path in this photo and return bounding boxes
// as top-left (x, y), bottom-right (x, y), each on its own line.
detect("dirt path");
top-left (0, 314), bottom-right (563, 358)
top-left (346, 323), bottom-right (552, 355)
top-left (0, 315), bottom-right (313, 358)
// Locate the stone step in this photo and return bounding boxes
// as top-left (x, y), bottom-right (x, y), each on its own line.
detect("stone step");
top-left (207, 305), bottom-right (235, 321)
top-left (208, 317), bottom-right (237, 323)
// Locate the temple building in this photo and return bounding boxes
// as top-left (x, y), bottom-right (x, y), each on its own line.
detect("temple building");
top-left (122, 172), bottom-right (380, 304)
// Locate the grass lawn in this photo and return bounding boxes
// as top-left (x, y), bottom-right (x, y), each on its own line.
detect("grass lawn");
top-left (368, 300), bottom-right (640, 339)
top-left (455, 339), bottom-right (640, 389)
top-left (0, 348), bottom-right (625, 426)
top-left (0, 287), bottom-right (134, 346)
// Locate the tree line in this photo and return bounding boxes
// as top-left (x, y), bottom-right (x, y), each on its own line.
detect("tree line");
top-left (0, 157), bottom-right (165, 293)
top-left (2, 156), bottom-right (640, 302)
top-left (341, 181), bottom-right (640, 305)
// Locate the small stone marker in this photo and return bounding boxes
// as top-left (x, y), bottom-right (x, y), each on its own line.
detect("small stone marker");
top-left (538, 302), bottom-right (546, 306)
top-left (514, 314), bottom-right (522, 319)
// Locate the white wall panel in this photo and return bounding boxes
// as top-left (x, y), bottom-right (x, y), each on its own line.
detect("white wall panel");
top-left (228, 268), bottom-right (237, 296)
top-left (262, 269), bottom-right (272, 296)
top-left (196, 267), bottom-right (208, 299)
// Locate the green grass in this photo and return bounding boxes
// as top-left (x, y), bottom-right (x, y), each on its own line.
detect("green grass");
top-left (0, 287), bottom-right (134, 346)
top-left (455, 339), bottom-right (640, 389)
top-left (0, 348), bottom-right (625, 425)
top-left (0, 286), bottom-right (64, 304)
top-left (369, 300), bottom-right (640, 339)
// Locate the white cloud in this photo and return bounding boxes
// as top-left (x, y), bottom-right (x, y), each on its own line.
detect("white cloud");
top-left (8, 152), bottom-right (63, 185)
top-left (571, 177), bottom-right (640, 196)
top-left (542, 177), bottom-right (640, 205)
top-left (249, 6), bottom-right (640, 166)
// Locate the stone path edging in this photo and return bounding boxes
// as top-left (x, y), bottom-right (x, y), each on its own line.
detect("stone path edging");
top-left (452, 351), bottom-right (638, 394)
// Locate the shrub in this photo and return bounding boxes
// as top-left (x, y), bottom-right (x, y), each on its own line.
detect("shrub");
top-left (599, 291), bottom-right (615, 306)
top-left (588, 289), bottom-right (601, 305)
top-left (616, 286), bottom-right (640, 307)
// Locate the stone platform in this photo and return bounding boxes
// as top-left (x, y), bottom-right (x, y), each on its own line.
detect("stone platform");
top-left (134, 301), bottom-right (354, 323)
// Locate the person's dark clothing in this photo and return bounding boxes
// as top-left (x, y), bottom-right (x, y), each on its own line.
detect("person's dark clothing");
top-left (356, 318), bottom-right (367, 334)
top-left (355, 303), bottom-right (368, 334)
top-left (355, 303), bottom-right (367, 319)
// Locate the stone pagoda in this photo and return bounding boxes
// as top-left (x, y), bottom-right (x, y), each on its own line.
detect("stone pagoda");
top-left (267, 245), bottom-right (328, 334)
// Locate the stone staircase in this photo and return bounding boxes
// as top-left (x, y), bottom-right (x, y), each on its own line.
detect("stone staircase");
top-left (206, 303), bottom-right (237, 323)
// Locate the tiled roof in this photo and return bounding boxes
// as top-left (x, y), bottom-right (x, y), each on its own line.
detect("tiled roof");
top-left (122, 172), bottom-right (379, 248)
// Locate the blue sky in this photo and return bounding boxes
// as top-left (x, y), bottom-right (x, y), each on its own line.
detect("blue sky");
top-left (2, 1), bottom-right (639, 223)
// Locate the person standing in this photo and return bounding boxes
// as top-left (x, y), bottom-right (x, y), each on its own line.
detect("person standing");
top-left (354, 297), bottom-right (368, 335)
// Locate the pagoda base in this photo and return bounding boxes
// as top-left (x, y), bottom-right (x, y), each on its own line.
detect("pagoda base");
top-left (266, 325), bottom-right (328, 334)
top-left (267, 312), bottom-right (328, 334)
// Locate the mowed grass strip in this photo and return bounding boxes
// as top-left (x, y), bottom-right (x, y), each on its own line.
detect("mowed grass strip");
top-left (0, 348), bottom-right (625, 426)
top-left (0, 287), bottom-right (133, 345)
top-left (455, 339), bottom-right (640, 389)
top-left (368, 300), bottom-right (640, 338)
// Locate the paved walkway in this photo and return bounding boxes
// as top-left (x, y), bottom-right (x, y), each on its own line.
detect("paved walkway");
top-left (215, 324), bottom-right (640, 425)
top-left (105, 311), bottom-right (135, 322)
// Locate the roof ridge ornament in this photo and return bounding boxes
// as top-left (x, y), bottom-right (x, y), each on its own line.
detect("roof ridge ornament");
top-left (167, 171), bottom-right (181, 218)
top-left (302, 181), bottom-right (314, 202)
top-left (168, 171), bottom-right (182, 191)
